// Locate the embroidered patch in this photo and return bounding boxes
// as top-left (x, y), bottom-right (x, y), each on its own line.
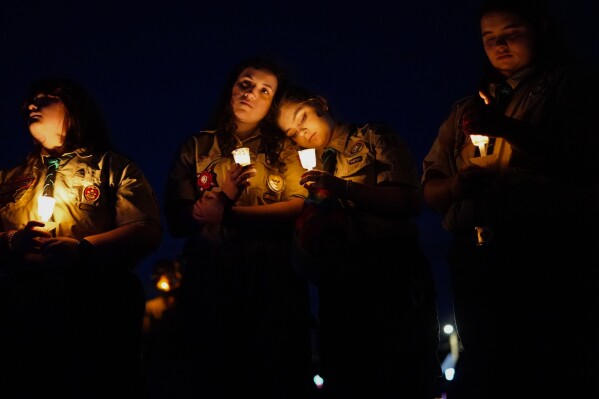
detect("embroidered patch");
top-left (83, 185), bottom-right (101, 203)
top-left (79, 203), bottom-right (98, 212)
top-left (197, 167), bottom-right (219, 192)
top-left (349, 156), bottom-right (363, 165)
top-left (348, 141), bottom-right (364, 156)
top-left (267, 173), bottom-right (285, 193)
top-left (263, 192), bottom-right (278, 202)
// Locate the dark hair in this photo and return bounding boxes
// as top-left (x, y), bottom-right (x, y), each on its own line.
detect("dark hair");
top-left (478, 0), bottom-right (572, 83)
top-left (21, 77), bottom-right (113, 153)
top-left (206, 55), bottom-right (288, 166)
top-left (274, 84), bottom-right (332, 121)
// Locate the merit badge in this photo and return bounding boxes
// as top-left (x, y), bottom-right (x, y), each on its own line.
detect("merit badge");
top-left (83, 184), bottom-right (101, 203)
top-left (348, 141), bottom-right (364, 156)
top-left (349, 156), bottom-right (363, 165)
top-left (267, 173), bottom-right (285, 193)
top-left (197, 167), bottom-right (219, 193)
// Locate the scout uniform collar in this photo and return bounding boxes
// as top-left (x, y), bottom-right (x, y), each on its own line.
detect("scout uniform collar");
top-left (504, 64), bottom-right (537, 91)
top-left (324, 123), bottom-right (351, 153)
top-left (39, 147), bottom-right (88, 162)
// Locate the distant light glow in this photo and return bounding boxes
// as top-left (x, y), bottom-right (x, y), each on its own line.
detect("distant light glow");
top-left (313, 374), bottom-right (323, 389)
top-left (156, 275), bottom-right (171, 292)
top-left (443, 324), bottom-right (454, 334)
top-left (441, 353), bottom-right (456, 373)
top-left (444, 367), bottom-right (455, 381)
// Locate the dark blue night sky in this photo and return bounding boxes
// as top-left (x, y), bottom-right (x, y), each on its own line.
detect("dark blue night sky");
top-left (1, 0), bottom-right (597, 325)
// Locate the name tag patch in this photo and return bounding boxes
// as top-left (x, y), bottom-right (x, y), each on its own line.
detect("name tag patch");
top-left (349, 156), bottom-right (362, 165)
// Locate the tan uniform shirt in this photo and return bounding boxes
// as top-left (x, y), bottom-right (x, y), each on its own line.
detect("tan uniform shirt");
top-left (165, 130), bottom-right (308, 245)
top-left (167, 130), bottom-right (307, 206)
top-left (422, 64), bottom-right (599, 233)
top-left (0, 149), bottom-right (161, 237)
top-left (317, 123), bottom-right (421, 237)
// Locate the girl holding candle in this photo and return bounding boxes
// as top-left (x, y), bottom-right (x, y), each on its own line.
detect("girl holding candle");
top-left (421, 0), bottom-right (599, 397)
top-left (275, 84), bottom-right (441, 399)
top-left (164, 56), bottom-right (312, 398)
top-left (0, 77), bottom-right (162, 397)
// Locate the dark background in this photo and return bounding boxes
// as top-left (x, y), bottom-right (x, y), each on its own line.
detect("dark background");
top-left (1, 0), bottom-right (597, 326)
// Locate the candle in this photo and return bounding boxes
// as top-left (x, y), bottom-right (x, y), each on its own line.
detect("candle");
top-left (298, 148), bottom-right (316, 170)
top-left (470, 135), bottom-right (489, 157)
top-left (37, 195), bottom-right (56, 223)
top-left (232, 147), bottom-right (251, 166)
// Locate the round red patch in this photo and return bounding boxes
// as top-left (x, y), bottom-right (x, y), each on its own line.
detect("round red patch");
top-left (197, 169), bottom-right (217, 192)
top-left (83, 185), bottom-right (100, 202)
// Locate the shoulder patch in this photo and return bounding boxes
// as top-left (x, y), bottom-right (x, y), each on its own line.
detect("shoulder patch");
top-left (349, 156), bottom-right (363, 165)
top-left (347, 141), bottom-right (364, 156)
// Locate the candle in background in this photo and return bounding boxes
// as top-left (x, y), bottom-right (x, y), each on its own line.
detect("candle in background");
top-left (470, 135), bottom-right (489, 157)
top-left (232, 147), bottom-right (251, 166)
top-left (298, 148), bottom-right (316, 170)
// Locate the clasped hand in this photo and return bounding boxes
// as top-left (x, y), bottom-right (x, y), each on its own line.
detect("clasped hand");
top-left (10, 221), bottom-right (81, 266)
top-left (192, 191), bottom-right (226, 225)
top-left (221, 163), bottom-right (256, 201)
top-left (462, 90), bottom-right (513, 139)
top-left (300, 169), bottom-right (346, 197)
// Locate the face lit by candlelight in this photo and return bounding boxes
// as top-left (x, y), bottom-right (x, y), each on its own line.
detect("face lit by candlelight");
top-left (27, 94), bottom-right (67, 151)
top-left (481, 11), bottom-right (535, 78)
top-left (277, 99), bottom-right (336, 150)
top-left (231, 67), bottom-right (278, 128)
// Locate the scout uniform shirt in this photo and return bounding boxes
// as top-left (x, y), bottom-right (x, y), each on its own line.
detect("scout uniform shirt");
top-left (0, 148), bottom-right (161, 241)
top-left (421, 64), bottom-right (599, 235)
top-left (317, 123), bottom-right (421, 238)
top-left (165, 130), bottom-right (308, 244)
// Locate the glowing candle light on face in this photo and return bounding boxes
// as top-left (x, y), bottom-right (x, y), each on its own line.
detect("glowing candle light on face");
top-left (470, 135), bottom-right (489, 157)
top-left (298, 148), bottom-right (316, 170)
top-left (37, 195), bottom-right (56, 222)
top-left (232, 147), bottom-right (251, 166)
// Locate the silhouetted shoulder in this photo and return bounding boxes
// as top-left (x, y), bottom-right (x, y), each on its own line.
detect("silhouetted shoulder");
top-left (358, 123), bottom-right (396, 137)
top-left (449, 95), bottom-right (478, 112)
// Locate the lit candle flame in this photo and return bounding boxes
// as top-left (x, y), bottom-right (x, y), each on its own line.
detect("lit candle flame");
top-left (298, 148), bottom-right (316, 170)
top-left (470, 135), bottom-right (489, 157)
top-left (37, 195), bottom-right (56, 222)
top-left (232, 147), bottom-right (251, 166)
top-left (156, 275), bottom-right (171, 292)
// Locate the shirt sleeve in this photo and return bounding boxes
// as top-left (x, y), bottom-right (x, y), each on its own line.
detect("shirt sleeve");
top-left (370, 125), bottom-right (421, 187)
top-left (110, 153), bottom-right (161, 227)
top-left (165, 135), bottom-right (202, 205)
top-left (422, 103), bottom-right (461, 185)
